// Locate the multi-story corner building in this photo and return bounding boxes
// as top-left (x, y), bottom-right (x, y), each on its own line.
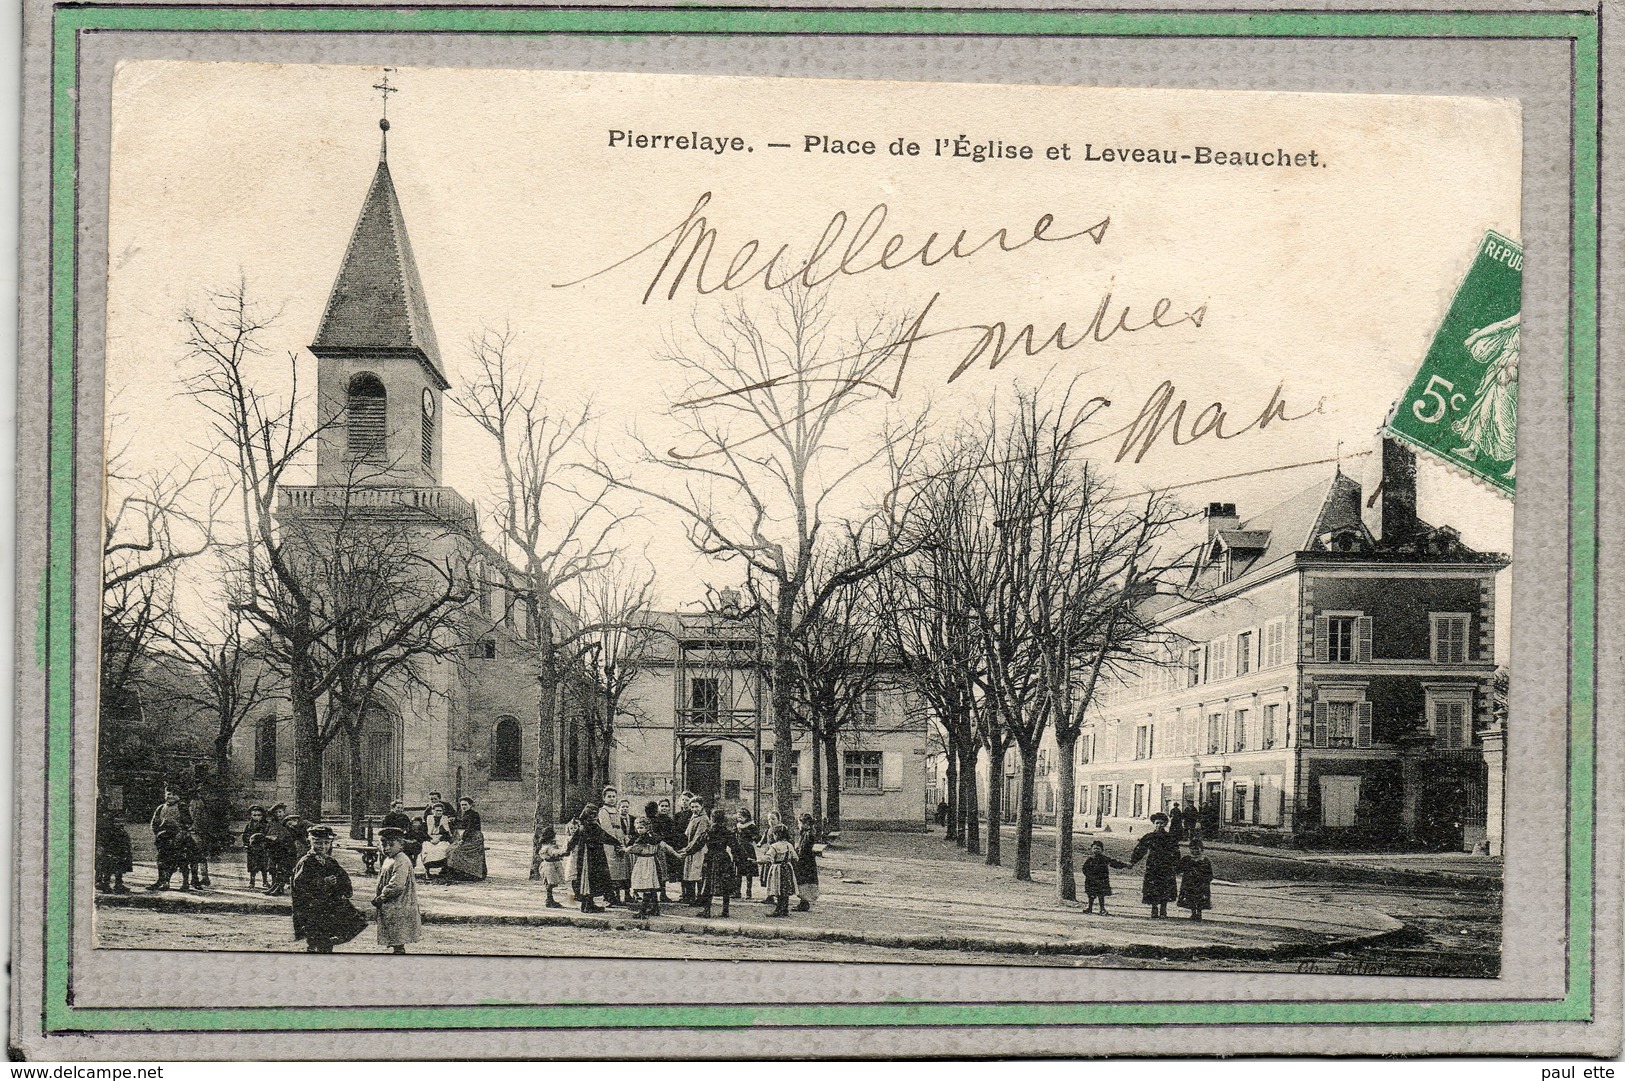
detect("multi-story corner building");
top-left (610, 610), bottom-right (930, 830)
top-left (1058, 439), bottom-right (1507, 849)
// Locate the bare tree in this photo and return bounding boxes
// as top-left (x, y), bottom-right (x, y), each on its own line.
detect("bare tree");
top-left (292, 501), bottom-right (474, 838)
top-left (574, 560), bottom-right (663, 797)
top-left (180, 282), bottom-right (332, 818)
top-left (163, 605), bottom-right (279, 791)
top-left (453, 327), bottom-right (624, 861)
top-left (876, 445), bottom-right (989, 853)
top-left (599, 285), bottom-right (925, 823)
top-left (101, 441), bottom-right (221, 718)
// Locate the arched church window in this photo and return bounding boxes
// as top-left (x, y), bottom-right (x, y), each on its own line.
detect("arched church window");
top-left (254, 716), bottom-right (278, 780)
top-left (347, 373), bottom-right (387, 460)
top-left (490, 717), bottom-right (523, 781)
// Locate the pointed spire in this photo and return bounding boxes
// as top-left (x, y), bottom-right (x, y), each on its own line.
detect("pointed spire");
top-left (311, 85), bottom-right (447, 389)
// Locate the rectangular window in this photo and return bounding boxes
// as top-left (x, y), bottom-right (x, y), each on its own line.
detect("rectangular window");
top-left (1433, 699), bottom-right (1470, 748)
top-left (1233, 708), bottom-right (1249, 752)
top-left (1207, 712), bottom-right (1223, 754)
top-left (1209, 638), bottom-right (1230, 682)
top-left (1132, 783), bottom-right (1147, 818)
top-left (689, 677), bottom-right (720, 724)
top-left (1079, 734), bottom-right (1094, 765)
top-left (1326, 617), bottom-right (1356, 662)
top-left (421, 404), bottom-right (434, 469)
top-left (1262, 703), bottom-right (1280, 749)
top-left (1431, 614), bottom-right (1469, 664)
top-left (1323, 702), bottom-right (1356, 747)
top-left (468, 639), bottom-right (496, 660)
top-left (762, 749), bottom-right (802, 791)
top-left (1236, 631), bottom-right (1254, 675)
top-left (1098, 785), bottom-right (1115, 818)
top-left (1232, 783), bottom-right (1250, 824)
top-left (1264, 619), bottom-right (1286, 668)
top-left (859, 687), bottom-right (880, 725)
top-left (1135, 724), bottom-right (1153, 760)
top-left (253, 718), bottom-right (277, 781)
top-left (843, 751), bottom-right (883, 791)
top-left (1186, 646), bottom-right (1204, 688)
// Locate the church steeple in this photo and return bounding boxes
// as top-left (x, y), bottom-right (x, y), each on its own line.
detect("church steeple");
top-left (310, 131), bottom-right (447, 388)
top-left (311, 82), bottom-right (449, 490)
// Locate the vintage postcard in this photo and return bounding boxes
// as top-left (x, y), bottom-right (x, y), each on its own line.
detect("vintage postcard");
top-left (13, 1), bottom-right (1619, 1061)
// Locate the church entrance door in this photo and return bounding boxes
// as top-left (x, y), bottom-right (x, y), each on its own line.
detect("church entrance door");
top-left (321, 704), bottom-right (401, 818)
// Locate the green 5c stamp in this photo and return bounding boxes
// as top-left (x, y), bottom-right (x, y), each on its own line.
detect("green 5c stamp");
top-left (1386, 230), bottom-right (1521, 496)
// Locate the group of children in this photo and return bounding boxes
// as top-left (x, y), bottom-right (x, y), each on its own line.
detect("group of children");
top-left (1081, 812), bottom-right (1216, 920)
top-left (95, 787), bottom-right (222, 894)
top-left (536, 788), bottom-right (820, 921)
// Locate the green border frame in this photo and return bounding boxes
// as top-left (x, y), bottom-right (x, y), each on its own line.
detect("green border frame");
top-left (43, 4), bottom-right (1601, 1035)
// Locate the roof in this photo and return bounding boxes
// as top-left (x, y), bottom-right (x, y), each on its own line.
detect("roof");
top-left (311, 145), bottom-right (447, 388)
top-left (1215, 529), bottom-right (1271, 550)
top-left (1228, 470), bottom-right (1365, 576)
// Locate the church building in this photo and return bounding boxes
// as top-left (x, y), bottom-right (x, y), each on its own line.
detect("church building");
top-left (227, 114), bottom-right (604, 828)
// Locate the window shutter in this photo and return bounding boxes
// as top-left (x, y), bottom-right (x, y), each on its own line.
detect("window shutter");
top-left (881, 751), bottom-right (903, 790)
top-left (1355, 702), bottom-right (1374, 747)
top-left (1217, 639), bottom-right (1231, 680)
top-left (1356, 617), bottom-right (1373, 663)
top-left (1312, 702), bottom-right (1329, 747)
top-left (1313, 616), bottom-right (1329, 662)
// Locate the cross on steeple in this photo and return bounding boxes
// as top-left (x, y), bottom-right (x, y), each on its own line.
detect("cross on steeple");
top-left (373, 68), bottom-right (399, 124)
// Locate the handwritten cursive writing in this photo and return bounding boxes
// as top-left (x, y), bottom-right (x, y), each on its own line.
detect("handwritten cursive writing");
top-left (553, 192), bottom-right (1112, 304)
top-left (1093, 380), bottom-right (1327, 464)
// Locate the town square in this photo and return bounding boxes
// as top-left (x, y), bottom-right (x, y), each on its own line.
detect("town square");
top-left (94, 64), bottom-right (1516, 979)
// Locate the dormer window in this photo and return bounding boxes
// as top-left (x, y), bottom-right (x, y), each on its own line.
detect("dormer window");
top-left (346, 373), bottom-right (387, 460)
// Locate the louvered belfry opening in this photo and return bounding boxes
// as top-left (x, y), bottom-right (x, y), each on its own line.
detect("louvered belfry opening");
top-left (347, 372), bottom-right (387, 460)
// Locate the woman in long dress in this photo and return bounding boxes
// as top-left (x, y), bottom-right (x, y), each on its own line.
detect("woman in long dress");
top-left (441, 797), bottom-right (488, 882)
top-left (1452, 312), bottom-right (1519, 479)
top-left (1126, 812), bottom-right (1181, 918)
top-left (597, 799), bottom-right (630, 906)
top-left (681, 801), bottom-right (710, 905)
top-left (564, 804), bottom-right (615, 912)
top-left (418, 803), bottom-right (452, 879)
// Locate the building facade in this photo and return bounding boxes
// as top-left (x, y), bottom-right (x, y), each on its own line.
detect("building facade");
top-left (1045, 440), bottom-right (1507, 849)
top-left (609, 612), bottom-right (930, 830)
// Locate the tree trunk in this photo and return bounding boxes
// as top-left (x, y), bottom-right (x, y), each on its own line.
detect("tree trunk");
top-left (771, 596), bottom-right (797, 823)
top-left (944, 732), bottom-right (960, 843)
top-left (530, 603), bottom-right (563, 878)
top-left (810, 730), bottom-right (824, 829)
top-left (958, 739), bottom-right (980, 855)
top-left (984, 739), bottom-right (1005, 866)
top-left (823, 731), bottom-right (842, 832)
top-left (347, 725), bottom-right (367, 841)
top-left (1013, 743), bottom-right (1038, 881)
top-left (213, 731), bottom-right (232, 801)
top-left (1054, 730), bottom-right (1078, 901)
top-left (290, 657), bottom-right (323, 822)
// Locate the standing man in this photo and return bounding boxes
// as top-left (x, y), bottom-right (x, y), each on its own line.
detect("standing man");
top-left (372, 827), bottom-right (422, 954)
top-left (291, 825), bottom-right (368, 953)
top-left (597, 787), bottom-right (629, 906)
top-left (146, 787), bottom-right (190, 891)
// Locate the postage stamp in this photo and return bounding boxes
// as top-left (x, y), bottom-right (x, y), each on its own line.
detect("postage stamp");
top-left (1386, 231), bottom-right (1522, 496)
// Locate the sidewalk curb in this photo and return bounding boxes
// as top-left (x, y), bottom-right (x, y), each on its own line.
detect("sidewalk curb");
top-left (94, 891), bottom-right (1403, 962)
top-left (1196, 844), bottom-right (1503, 890)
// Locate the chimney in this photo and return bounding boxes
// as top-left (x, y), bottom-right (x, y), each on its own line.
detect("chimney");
top-left (1205, 501), bottom-right (1240, 540)
top-left (1362, 436), bottom-right (1418, 546)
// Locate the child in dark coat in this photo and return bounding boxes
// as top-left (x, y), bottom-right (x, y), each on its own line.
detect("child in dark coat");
top-left (242, 805), bottom-right (271, 889)
top-left (1080, 840), bottom-right (1128, 915)
top-left (1177, 838), bottom-right (1215, 920)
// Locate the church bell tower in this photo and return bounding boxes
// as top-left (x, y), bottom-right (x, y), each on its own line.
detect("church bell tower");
top-left (310, 87), bottom-right (447, 490)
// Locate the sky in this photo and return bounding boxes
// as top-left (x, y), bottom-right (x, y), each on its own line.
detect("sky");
top-left (104, 61), bottom-right (1519, 655)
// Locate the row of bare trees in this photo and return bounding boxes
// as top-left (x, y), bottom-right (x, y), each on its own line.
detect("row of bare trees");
top-left (880, 387), bottom-right (1190, 898)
